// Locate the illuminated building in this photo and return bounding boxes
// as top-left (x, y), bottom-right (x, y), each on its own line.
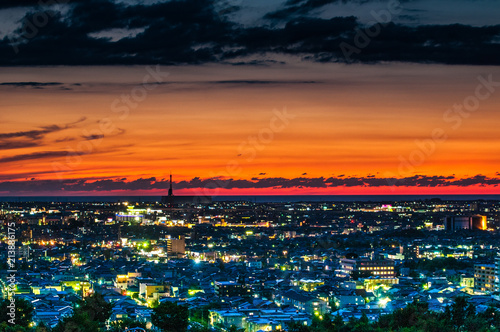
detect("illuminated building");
top-left (209, 309), bottom-right (310, 332)
top-left (139, 283), bottom-right (167, 302)
top-left (116, 206), bottom-right (145, 223)
top-left (495, 252), bottom-right (500, 292)
top-left (167, 235), bottom-right (185, 256)
top-left (335, 293), bottom-right (366, 308)
top-left (474, 263), bottom-right (496, 292)
top-left (363, 277), bottom-right (399, 292)
top-left (16, 245), bottom-right (30, 260)
top-left (214, 281), bottom-right (249, 297)
top-left (114, 272), bottom-right (142, 290)
top-left (297, 279), bottom-right (324, 292)
top-left (460, 275), bottom-right (474, 289)
top-left (209, 310), bottom-right (246, 330)
top-left (278, 290), bottom-right (327, 315)
top-left (444, 215), bottom-right (487, 230)
top-left (340, 258), bottom-right (396, 278)
top-left (21, 228), bottom-right (33, 241)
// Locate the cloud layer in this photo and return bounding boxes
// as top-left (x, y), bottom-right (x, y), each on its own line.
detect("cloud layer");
top-left (0, 117), bottom-right (86, 150)
top-left (1, 175), bottom-right (499, 193)
top-left (1, 0), bottom-right (500, 65)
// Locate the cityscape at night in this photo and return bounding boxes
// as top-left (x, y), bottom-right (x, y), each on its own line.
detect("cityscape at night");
top-left (1, 195), bottom-right (500, 331)
top-left (1, 0), bottom-right (500, 331)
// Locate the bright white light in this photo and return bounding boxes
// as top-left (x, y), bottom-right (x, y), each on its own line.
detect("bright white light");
top-left (379, 297), bottom-right (391, 307)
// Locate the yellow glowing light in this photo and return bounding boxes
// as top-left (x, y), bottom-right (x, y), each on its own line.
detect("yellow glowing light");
top-left (379, 297), bottom-right (391, 307)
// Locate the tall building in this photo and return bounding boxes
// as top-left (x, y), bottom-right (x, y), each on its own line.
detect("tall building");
top-left (168, 172), bottom-right (173, 197)
top-left (167, 235), bottom-right (185, 256)
top-left (444, 215), bottom-right (487, 230)
top-left (474, 263), bottom-right (496, 292)
top-left (495, 252), bottom-right (500, 292)
top-left (340, 258), bottom-right (396, 278)
top-left (214, 281), bottom-right (249, 297)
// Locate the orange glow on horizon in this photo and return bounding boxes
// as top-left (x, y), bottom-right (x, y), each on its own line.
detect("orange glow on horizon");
top-left (1, 64), bottom-right (500, 195)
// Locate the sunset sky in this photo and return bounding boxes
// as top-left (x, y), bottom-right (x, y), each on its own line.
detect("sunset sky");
top-left (1, 0), bottom-right (500, 196)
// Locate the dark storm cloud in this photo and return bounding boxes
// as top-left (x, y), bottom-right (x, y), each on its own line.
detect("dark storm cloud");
top-left (0, 143), bottom-right (133, 165)
top-left (144, 174), bottom-right (500, 189)
top-left (81, 128), bottom-right (124, 141)
top-left (212, 80), bottom-right (318, 84)
top-left (1, 0), bottom-right (499, 65)
top-left (0, 117), bottom-right (86, 150)
top-left (0, 170), bottom-right (60, 181)
top-left (54, 137), bottom-right (76, 143)
top-left (0, 0), bottom-right (76, 9)
top-left (0, 82), bottom-right (63, 87)
top-left (1, 0), bottom-right (233, 65)
top-left (265, 0), bottom-right (413, 20)
top-left (1, 174), bottom-right (499, 193)
top-left (0, 141), bottom-right (40, 150)
top-left (447, 175), bottom-right (500, 187)
top-left (229, 60), bottom-right (286, 66)
top-left (265, 0), bottom-right (357, 20)
top-left (0, 117), bottom-right (85, 140)
top-left (0, 0), bottom-right (41, 8)
top-left (81, 134), bottom-right (105, 141)
top-left (0, 150), bottom-right (74, 163)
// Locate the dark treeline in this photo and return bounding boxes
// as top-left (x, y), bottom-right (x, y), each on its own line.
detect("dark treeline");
top-left (2, 295), bottom-right (499, 332)
top-left (285, 297), bottom-right (500, 332)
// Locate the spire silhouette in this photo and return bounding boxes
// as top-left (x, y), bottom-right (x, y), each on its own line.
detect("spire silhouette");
top-left (168, 172), bottom-right (173, 197)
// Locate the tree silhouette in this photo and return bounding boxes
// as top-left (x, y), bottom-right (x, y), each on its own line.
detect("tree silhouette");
top-left (35, 321), bottom-right (51, 332)
top-left (227, 325), bottom-right (245, 332)
top-left (277, 297), bottom-right (497, 332)
top-left (53, 311), bottom-right (100, 332)
top-left (477, 305), bottom-right (500, 330)
top-left (0, 298), bottom-right (34, 328)
top-left (450, 296), bottom-right (475, 329)
top-left (109, 317), bottom-right (148, 332)
top-left (53, 292), bottom-right (113, 332)
top-left (77, 292), bottom-right (113, 323)
top-left (152, 302), bottom-right (189, 332)
top-left (284, 321), bottom-right (312, 332)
